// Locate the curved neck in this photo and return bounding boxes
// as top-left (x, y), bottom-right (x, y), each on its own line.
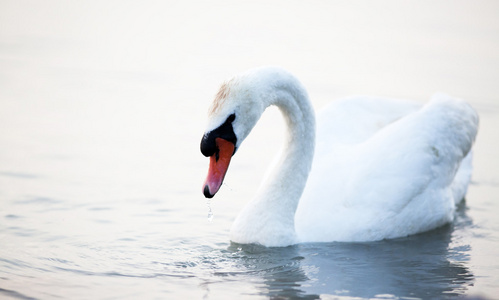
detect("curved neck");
top-left (230, 69), bottom-right (316, 247)
top-left (263, 81), bottom-right (316, 217)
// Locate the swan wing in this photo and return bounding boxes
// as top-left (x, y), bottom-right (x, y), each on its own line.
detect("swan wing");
top-left (296, 94), bottom-right (478, 242)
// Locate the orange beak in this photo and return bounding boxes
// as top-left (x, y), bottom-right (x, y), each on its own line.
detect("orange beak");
top-left (203, 138), bottom-right (235, 198)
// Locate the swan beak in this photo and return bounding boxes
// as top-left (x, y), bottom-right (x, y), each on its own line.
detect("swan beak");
top-left (203, 138), bottom-right (235, 198)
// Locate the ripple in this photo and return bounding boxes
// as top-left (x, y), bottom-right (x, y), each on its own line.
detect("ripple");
top-left (14, 197), bottom-right (61, 205)
top-left (0, 288), bottom-right (37, 300)
top-left (4, 214), bottom-right (22, 219)
top-left (87, 207), bottom-right (112, 211)
top-left (53, 266), bottom-right (196, 279)
top-left (7, 226), bottom-right (41, 237)
top-left (0, 171), bottom-right (39, 179)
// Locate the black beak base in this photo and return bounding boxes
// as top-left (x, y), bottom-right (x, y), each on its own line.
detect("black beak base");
top-left (200, 113), bottom-right (237, 157)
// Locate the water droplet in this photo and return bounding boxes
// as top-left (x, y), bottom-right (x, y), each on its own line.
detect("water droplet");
top-left (207, 199), bottom-right (214, 222)
top-left (223, 182), bottom-right (233, 191)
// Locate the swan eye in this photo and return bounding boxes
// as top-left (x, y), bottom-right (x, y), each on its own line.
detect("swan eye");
top-left (227, 113), bottom-right (236, 122)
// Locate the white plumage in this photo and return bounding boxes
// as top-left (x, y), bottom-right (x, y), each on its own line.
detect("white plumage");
top-left (202, 66), bottom-right (479, 247)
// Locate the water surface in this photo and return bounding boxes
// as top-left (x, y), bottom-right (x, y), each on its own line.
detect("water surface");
top-left (1, 1), bottom-right (499, 299)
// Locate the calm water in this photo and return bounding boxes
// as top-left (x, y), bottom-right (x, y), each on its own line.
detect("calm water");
top-left (1, 1), bottom-right (499, 299)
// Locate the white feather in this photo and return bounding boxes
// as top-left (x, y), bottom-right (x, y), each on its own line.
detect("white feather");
top-left (204, 67), bottom-right (479, 247)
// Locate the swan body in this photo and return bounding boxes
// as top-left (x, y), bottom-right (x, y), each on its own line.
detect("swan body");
top-left (200, 67), bottom-right (478, 247)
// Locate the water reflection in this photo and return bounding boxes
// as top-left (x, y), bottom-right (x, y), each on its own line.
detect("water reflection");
top-left (224, 206), bottom-right (473, 299)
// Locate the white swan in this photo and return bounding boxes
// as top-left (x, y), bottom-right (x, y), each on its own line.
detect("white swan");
top-left (200, 67), bottom-right (479, 247)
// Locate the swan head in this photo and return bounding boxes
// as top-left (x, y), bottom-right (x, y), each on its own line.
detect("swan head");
top-left (200, 75), bottom-right (266, 198)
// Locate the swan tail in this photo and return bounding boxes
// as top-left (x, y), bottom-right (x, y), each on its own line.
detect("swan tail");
top-left (426, 93), bottom-right (478, 204)
top-left (451, 150), bottom-right (473, 204)
top-left (353, 94), bottom-right (478, 212)
top-left (427, 93), bottom-right (479, 157)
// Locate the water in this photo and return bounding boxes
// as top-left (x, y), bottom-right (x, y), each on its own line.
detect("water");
top-left (207, 200), bottom-right (214, 222)
top-left (1, 0), bottom-right (499, 299)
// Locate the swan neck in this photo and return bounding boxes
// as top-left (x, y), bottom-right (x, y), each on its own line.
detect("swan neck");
top-left (230, 70), bottom-right (316, 246)
top-left (265, 84), bottom-right (316, 212)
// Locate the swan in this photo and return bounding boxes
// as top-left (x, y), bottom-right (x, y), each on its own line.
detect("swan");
top-left (200, 66), bottom-right (479, 247)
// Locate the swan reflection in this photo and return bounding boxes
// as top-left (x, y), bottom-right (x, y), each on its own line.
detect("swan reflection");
top-left (223, 206), bottom-right (473, 299)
